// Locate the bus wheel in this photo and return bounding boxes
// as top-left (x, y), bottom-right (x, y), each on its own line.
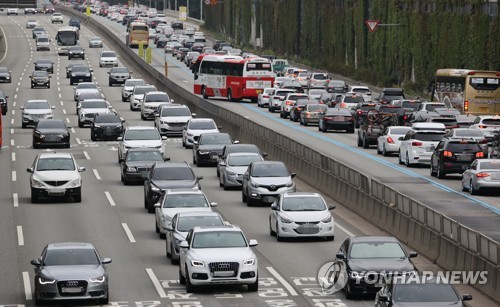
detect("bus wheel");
top-left (202, 87), bottom-right (208, 99)
top-left (250, 98), bottom-right (258, 104)
top-left (227, 89), bottom-right (236, 102)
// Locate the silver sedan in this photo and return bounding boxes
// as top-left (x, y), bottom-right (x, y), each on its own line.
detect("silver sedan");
top-left (219, 152), bottom-right (264, 189)
top-left (461, 159), bottom-right (500, 195)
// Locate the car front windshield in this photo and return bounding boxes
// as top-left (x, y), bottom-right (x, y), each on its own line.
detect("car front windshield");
top-left (200, 134), bottom-right (231, 145)
top-left (77, 83), bottom-right (97, 89)
top-left (162, 194), bottom-right (207, 208)
top-left (82, 101), bottom-right (107, 108)
top-left (192, 231), bottom-right (247, 248)
top-left (124, 130), bottom-right (160, 140)
top-left (228, 155), bottom-right (262, 166)
top-left (252, 163), bottom-right (289, 177)
top-left (349, 242), bottom-right (406, 259)
top-left (177, 216), bottom-right (224, 232)
top-left (134, 86), bottom-right (156, 95)
top-left (102, 52), bottom-right (116, 58)
top-left (189, 121), bottom-right (216, 130)
top-left (393, 283), bottom-right (459, 302)
top-left (161, 107), bottom-right (190, 117)
top-left (282, 197), bottom-right (326, 211)
top-left (146, 94), bottom-right (169, 102)
top-left (32, 71), bottom-right (48, 77)
top-left (126, 150), bottom-right (162, 161)
top-left (37, 157), bottom-right (75, 171)
top-left (154, 166), bottom-right (194, 180)
top-left (26, 101), bottom-right (49, 109)
top-left (37, 121), bottom-right (65, 129)
top-left (112, 68), bottom-right (129, 73)
top-left (43, 248), bottom-right (100, 266)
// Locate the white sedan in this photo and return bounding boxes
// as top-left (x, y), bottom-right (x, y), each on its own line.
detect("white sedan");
top-left (376, 126), bottom-right (412, 156)
top-left (269, 192), bottom-right (335, 241)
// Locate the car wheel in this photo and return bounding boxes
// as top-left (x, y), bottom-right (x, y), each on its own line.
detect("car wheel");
top-left (357, 134), bottom-right (362, 147)
top-left (362, 136), bottom-right (369, 149)
top-left (22, 122), bottom-right (27, 129)
top-left (31, 188), bottom-right (39, 203)
top-left (303, 120), bottom-right (308, 126)
top-left (376, 144), bottom-right (382, 155)
top-left (155, 220), bottom-right (160, 233)
top-left (74, 188), bottom-right (82, 203)
top-left (276, 222), bottom-right (283, 242)
top-left (171, 248), bottom-right (179, 264)
top-left (202, 86), bottom-right (208, 99)
top-left (109, 81), bottom-right (113, 86)
top-left (70, 80), bottom-right (74, 85)
top-left (430, 163), bottom-right (437, 177)
top-left (242, 189), bottom-right (247, 203)
top-left (78, 119), bottom-right (83, 128)
top-left (382, 145), bottom-right (388, 156)
top-left (344, 283), bottom-right (354, 299)
top-left (147, 200), bottom-right (155, 213)
top-left (227, 88), bottom-right (235, 102)
top-left (166, 239), bottom-right (171, 258)
top-left (405, 154), bottom-right (411, 167)
top-left (121, 96), bottom-right (126, 102)
top-left (248, 274), bottom-right (259, 292)
top-left (91, 133), bottom-right (96, 141)
top-left (318, 122), bottom-right (322, 131)
top-left (100, 294), bottom-right (109, 305)
top-left (325, 236), bottom-right (334, 241)
top-left (462, 181), bottom-right (468, 192)
top-left (437, 164), bottom-right (446, 179)
top-left (269, 217), bottom-right (276, 236)
top-left (269, 107), bottom-right (274, 113)
top-left (219, 175), bottom-right (224, 188)
top-left (185, 267), bottom-right (195, 293)
top-left (470, 180), bottom-right (479, 195)
top-left (179, 267), bottom-right (186, 285)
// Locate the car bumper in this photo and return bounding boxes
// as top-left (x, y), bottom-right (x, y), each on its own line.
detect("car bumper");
top-left (223, 173), bottom-right (244, 187)
top-left (35, 280), bottom-right (108, 301)
top-left (247, 186), bottom-right (296, 204)
top-left (71, 77), bottom-right (92, 83)
top-left (384, 143), bottom-right (400, 153)
top-left (31, 186), bottom-right (80, 199)
top-left (346, 278), bottom-right (383, 295)
top-left (187, 265), bottom-right (258, 286)
top-left (196, 152), bottom-right (221, 165)
top-left (69, 54), bottom-right (85, 58)
top-left (473, 178), bottom-right (500, 190)
top-left (409, 150), bottom-right (432, 164)
top-left (277, 221), bottom-right (334, 238)
top-left (33, 136), bottom-right (70, 147)
top-left (110, 78), bottom-right (127, 84)
top-left (324, 122), bottom-right (354, 131)
top-left (100, 61), bottom-right (118, 67)
top-left (442, 162), bottom-right (471, 174)
top-left (158, 123), bottom-right (186, 136)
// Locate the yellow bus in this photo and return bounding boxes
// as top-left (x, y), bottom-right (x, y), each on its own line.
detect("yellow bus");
top-left (431, 69), bottom-right (500, 115)
top-left (128, 22), bottom-right (149, 48)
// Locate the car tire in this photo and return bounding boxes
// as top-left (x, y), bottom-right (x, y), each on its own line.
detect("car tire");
top-left (242, 190), bottom-right (247, 203)
top-left (219, 176), bottom-right (224, 188)
top-left (100, 294), bottom-right (109, 305)
top-left (269, 217), bottom-right (276, 236)
top-left (155, 220), bottom-right (160, 233)
top-left (470, 180), bottom-right (478, 195)
top-left (376, 144), bottom-right (382, 155)
top-left (147, 201), bottom-right (155, 214)
top-left (179, 267), bottom-right (186, 285)
top-left (276, 222), bottom-right (283, 242)
top-left (405, 154), bottom-right (411, 167)
top-left (31, 189), bottom-right (39, 203)
top-left (185, 267), bottom-right (195, 293)
top-left (318, 122), bottom-right (322, 131)
top-left (325, 236), bottom-right (334, 241)
top-left (74, 188), bottom-right (82, 203)
top-left (357, 134), bottom-right (362, 147)
top-left (70, 80), bottom-right (74, 85)
top-left (121, 96), bottom-right (126, 102)
top-left (462, 182), bottom-right (468, 192)
top-left (344, 283), bottom-right (354, 299)
top-left (166, 239), bottom-right (171, 258)
top-left (303, 120), bottom-right (308, 126)
top-left (362, 135), bottom-right (369, 149)
top-left (437, 164), bottom-right (446, 179)
top-left (398, 152), bottom-right (404, 165)
top-left (78, 119), bottom-right (83, 128)
top-left (248, 275), bottom-right (259, 292)
top-left (171, 249), bottom-right (179, 264)
top-left (382, 145), bottom-right (388, 156)
top-left (430, 164), bottom-right (437, 177)
top-left (22, 122), bottom-right (27, 129)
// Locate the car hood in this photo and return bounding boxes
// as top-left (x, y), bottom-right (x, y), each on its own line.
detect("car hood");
top-left (80, 108), bottom-right (111, 114)
top-left (36, 128), bottom-right (68, 134)
top-left (41, 265), bottom-right (105, 280)
top-left (122, 140), bottom-right (162, 148)
top-left (152, 179), bottom-right (198, 190)
top-left (24, 109), bottom-right (52, 115)
top-left (280, 211), bottom-right (331, 222)
top-left (250, 176), bottom-right (292, 185)
top-left (133, 94), bottom-right (145, 100)
top-left (160, 116), bottom-right (191, 123)
top-left (390, 302), bottom-right (461, 307)
top-left (36, 64), bottom-right (52, 68)
top-left (125, 160), bottom-right (160, 168)
top-left (76, 89), bottom-right (99, 96)
top-left (197, 144), bottom-right (227, 152)
top-left (187, 128), bottom-right (219, 137)
top-left (160, 207), bottom-right (212, 217)
top-left (348, 258), bottom-right (415, 273)
top-left (72, 71), bottom-right (91, 76)
top-left (144, 102), bottom-right (168, 107)
top-left (0, 72), bottom-right (10, 77)
top-left (101, 57), bottom-right (117, 61)
top-left (34, 170), bottom-right (80, 182)
top-left (189, 247), bottom-right (255, 262)
top-left (225, 165), bottom-right (250, 175)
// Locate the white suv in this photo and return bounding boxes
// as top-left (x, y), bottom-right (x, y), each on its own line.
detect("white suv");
top-left (140, 91), bottom-right (172, 120)
top-left (399, 124), bottom-right (447, 166)
top-left (7, 8), bottom-right (19, 15)
top-left (27, 152), bottom-right (86, 203)
top-left (154, 104), bottom-right (193, 136)
top-left (179, 225), bottom-right (259, 293)
top-left (99, 50), bottom-right (118, 67)
top-left (51, 13), bottom-right (63, 24)
top-left (117, 126), bottom-right (166, 162)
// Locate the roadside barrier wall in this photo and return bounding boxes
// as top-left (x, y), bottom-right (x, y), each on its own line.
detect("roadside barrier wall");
top-left (59, 7), bottom-right (499, 302)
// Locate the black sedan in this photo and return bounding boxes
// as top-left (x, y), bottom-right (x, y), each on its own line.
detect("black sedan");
top-left (32, 119), bottom-right (71, 148)
top-left (34, 59), bottom-right (54, 73)
top-left (121, 148), bottom-right (166, 184)
top-left (375, 275), bottom-right (472, 306)
top-left (289, 99), bottom-right (317, 122)
top-left (156, 37), bottom-right (169, 48)
top-left (70, 66), bottom-right (93, 85)
top-left (335, 236), bottom-right (417, 298)
top-left (91, 112), bottom-right (124, 141)
top-left (68, 46), bottom-right (85, 60)
top-left (318, 108), bottom-right (355, 133)
top-left (193, 133), bottom-right (236, 166)
top-left (66, 63), bottom-right (85, 78)
top-left (30, 70), bottom-right (51, 88)
top-left (0, 66), bottom-right (12, 83)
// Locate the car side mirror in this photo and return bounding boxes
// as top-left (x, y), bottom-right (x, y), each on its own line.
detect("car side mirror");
top-left (291, 172), bottom-right (296, 178)
top-left (19, 106), bottom-right (24, 110)
top-left (165, 225), bottom-right (173, 231)
top-left (464, 165), bottom-right (470, 170)
top-left (154, 203), bottom-right (161, 208)
top-left (117, 137), bottom-right (123, 141)
top-left (78, 166), bottom-right (86, 172)
top-left (378, 294), bottom-right (389, 302)
top-left (328, 205), bottom-right (336, 210)
top-left (234, 140), bottom-right (240, 144)
top-left (210, 202), bottom-right (218, 207)
top-left (398, 136), bottom-right (404, 141)
top-left (108, 106), bottom-right (113, 109)
top-left (197, 176), bottom-right (204, 180)
top-left (430, 145), bottom-right (436, 151)
top-left (27, 167), bottom-right (34, 173)
top-left (51, 106), bottom-right (55, 109)
top-left (129, 71), bottom-right (133, 74)
top-left (161, 136), bottom-right (167, 140)
top-left (262, 152), bottom-right (268, 157)
top-left (336, 252), bottom-right (345, 259)
top-left (270, 204), bottom-right (278, 210)
top-left (31, 259), bottom-right (41, 266)
top-left (107, 72), bottom-right (110, 74)
top-left (179, 240), bottom-right (189, 249)
top-left (191, 113), bottom-right (196, 117)
top-left (219, 162), bottom-right (226, 167)
top-left (164, 157), bottom-right (170, 161)
top-left (462, 294), bottom-right (472, 301)
top-left (409, 251), bottom-right (418, 258)
top-left (193, 141), bottom-right (198, 145)
top-left (248, 239), bottom-right (258, 247)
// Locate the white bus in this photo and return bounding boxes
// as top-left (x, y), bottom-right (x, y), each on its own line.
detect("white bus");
top-left (56, 26), bottom-right (79, 55)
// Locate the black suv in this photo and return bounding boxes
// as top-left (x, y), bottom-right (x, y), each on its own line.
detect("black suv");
top-left (0, 91), bottom-right (9, 115)
top-left (430, 138), bottom-right (485, 178)
top-left (376, 88), bottom-right (405, 104)
top-left (90, 113), bottom-right (125, 141)
top-left (143, 162), bottom-right (203, 213)
top-left (70, 66), bottom-right (93, 85)
top-left (193, 133), bottom-right (235, 166)
top-left (353, 102), bottom-right (378, 127)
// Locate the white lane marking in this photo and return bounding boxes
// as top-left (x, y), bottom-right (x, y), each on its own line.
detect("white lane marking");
top-left (22, 272), bottom-right (32, 300)
top-left (14, 94), bottom-right (17, 99)
top-left (266, 266), bottom-right (299, 296)
top-left (62, 109), bottom-right (66, 114)
top-left (16, 87), bottom-right (19, 92)
top-left (11, 139), bottom-right (15, 146)
top-left (93, 169), bottom-right (101, 180)
top-left (12, 101), bottom-right (16, 107)
top-left (58, 93), bottom-right (62, 98)
top-left (13, 193), bottom-right (18, 207)
top-left (336, 223), bottom-right (355, 237)
top-left (71, 128), bottom-right (76, 133)
top-left (104, 191), bottom-right (116, 206)
top-left (17, 226), bottom-right (24, 246)
top-left (12, 152), bottom-right (16, 162)
top-left (12, 171), bottom-right (16, 182)
top-left (0, 24), bottom-right (8, 63)
top-left (121, 223), bottom-right (136, 243)
top-left (58, 87), bottom-right (61, 92)
top-left (76, 138), bottom-right (81, 145)
top-left (60, 101), bottom-right (64, 106)
top-left (10, 118), bottom-right (14, 125)
top-left (10, 128), bottom-right (14, 134)
top-left (65, 118), bottom-right (70, 124)
top-left (17, 82), bottom-right (20, 86)
top-left (146, 268), bottom-right (167, 298)
top-left (11, 110), bottom-right (15, 115)
top-left (83, 151), bottom-right (90, 160)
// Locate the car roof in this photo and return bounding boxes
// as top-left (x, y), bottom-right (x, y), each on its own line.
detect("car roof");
top-left (192, 225), bottom-right (241, 233)
top-left (127, 147), bottom-right (161, 153)
top-left (164, 188), bottom-right (204, 195)
top-left (47, 242), bottom-right (95, 250)
top-left (282, 192), bottom-right (322, 198)
top-left (38, 152), bottom-right (73, 159)
top-left (189, 118), bottom-right (214, 122)
top-left (227, 152), bottom-right (261, 157)
top-left (153, 161), bottom-right (190, 168)
top-left (125, 125), bottom-right (157, 130)
top-left (252, 160), bottom-right (285, 166)
top-left (26, 99), bottom-right (49, 103)
top-left (350, 236), bottom-right (400, 243)
top-left (176, 211), bottom-right (221, 218)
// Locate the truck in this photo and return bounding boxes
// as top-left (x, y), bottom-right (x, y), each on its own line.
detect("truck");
top-left (357, 108), bottom-right (400, 149)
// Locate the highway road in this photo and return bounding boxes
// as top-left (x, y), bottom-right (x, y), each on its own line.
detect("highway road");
top-left (0, 9), bottom-right (496, 307)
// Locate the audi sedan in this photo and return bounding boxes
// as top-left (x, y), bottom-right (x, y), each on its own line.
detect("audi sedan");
top-left (88, 36), bottom-right (103, 48)
top-left (269, 192), bottom-right (335, 241)
top-left (0, 66), bottom-right (12, 83)
top-left (121, 148), bottom-right (165, 184)
top-left (30, 70), bottom-right (51, 88)
top-left (31, 242), bottom-right (110, 304)
top-left (461, 159), bottom-right (500, 195)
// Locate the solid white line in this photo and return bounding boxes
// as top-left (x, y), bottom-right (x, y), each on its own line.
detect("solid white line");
top-left (145, 268), bottom-right (167, 298)
top-left (22, 271), bottom-right (32, 300)
top-left (93, 169), bottom-right (101, 180)
top-left (17, 226), bottom-right (24, 246)
top-left (12, 171), bottom-right (16, 182)
top-left (12, 152), bottom-right (16, 161)
top-left (13, 193), bottom-right (18, 207)
top-left (336, 223), bottom-right (356, 237)
top-left (104, 191), bottom-right (116, 206)
top-left (0, 24), bottom-right (8, 63)
top-left (121, 223), bottom-right (136, 243)
top-left (266, 266), bottom-right (299, 296)
top-left (76, 138), bottom-right (81, 145)
top-left (83, 151), bottom-right (90, 160)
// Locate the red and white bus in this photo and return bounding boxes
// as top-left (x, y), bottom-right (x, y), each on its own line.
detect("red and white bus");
top-left (193, 55), bottom-right (275, 103)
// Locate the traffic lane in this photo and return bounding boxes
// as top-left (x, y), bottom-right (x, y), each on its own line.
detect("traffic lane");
top-left (0, 16), bottom-right (34, 304)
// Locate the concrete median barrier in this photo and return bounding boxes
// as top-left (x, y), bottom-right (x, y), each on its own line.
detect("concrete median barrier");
top-left (57, 6), bottom-right (499, 303)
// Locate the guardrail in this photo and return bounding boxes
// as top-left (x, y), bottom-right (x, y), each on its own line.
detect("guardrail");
top-left (59, 7), bottom-right (500, 303)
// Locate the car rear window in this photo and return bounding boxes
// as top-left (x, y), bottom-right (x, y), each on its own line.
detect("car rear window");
top-left (393, 283), bottom-right (459, 303)
top-left (414, 132), bottom-right (446, 141)
top-left (344, 96), bottom-right (364, 103)
top-left (482, 119), bottom-right (500, 125)
top-left (446, 142), bottom-right (480, 152)
top-left (479, 161), bottom-right (500, 170)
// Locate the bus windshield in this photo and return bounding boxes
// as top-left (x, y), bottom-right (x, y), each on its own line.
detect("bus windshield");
top-left (57, 31), bottom-right (77, 46)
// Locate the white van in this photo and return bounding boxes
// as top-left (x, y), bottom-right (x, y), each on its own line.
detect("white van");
top-left (36, 35), bottom-right (51, 51)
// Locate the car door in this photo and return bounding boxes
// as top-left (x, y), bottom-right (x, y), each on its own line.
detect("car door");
top-left (269, 195), bottom-right (281, 231)
top-left (166, 214), bottom-right (177, 254)
top-left (179, 229), bottom-right (193, 276)
top-left (431, 140), bottom-right (445, 169)
top-left (399, 131), bottom-right (412, 159)
top-left (462, 160), bottom-right (477, 188)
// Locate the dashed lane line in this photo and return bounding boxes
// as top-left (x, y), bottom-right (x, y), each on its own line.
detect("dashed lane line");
top-left (121, 223), bottom-right (136, 243)
top-left (22, 272), bottom-right (32, 300)
top-left (104, 191), bottom-right (116, 206)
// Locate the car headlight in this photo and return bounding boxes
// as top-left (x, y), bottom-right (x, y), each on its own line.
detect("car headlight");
top-left (57, 133), bottom-right (69, 138)
top-left (280, 216), bottom-right (293, 224)
top-left (186, 132), bottom-right (194, 137)
top-left (126, 167), bottom-right (137, 172)
top-left (198, 151), bottom-right (209, 155)
top-left (31, 178), bottom-right (45, 188)
top-left (89, 276), bottom-right (106, 283)
top-left (67, 178), bottom-right (81, 188)
top-left (250, 181), bottom-right (260, 188)
top-left (285, 181), bottom-right (294, 188)
top-left (38, 277), bottom-right (56, 285)
top-left (321, 215), bottom-right (332, 223)
top-left (94, 124), bottom-right (101, 128)
top-left (160, 121), bottom-right (168, 125)
top-left (151, 185), bottom-right (161, 192)
top-left (226, 168), bottom-right (237, 177)
top-left (191, 260), bottom-right (204, 267)
top-left (86, 73), bottom-right (90, 77)
top-left (124, 145), bottom-right (132, 150)
top-left (243, 258), bottom-right (255, 266)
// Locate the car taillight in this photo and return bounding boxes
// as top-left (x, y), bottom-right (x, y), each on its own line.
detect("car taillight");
top-left (324, 117), bottom-right (333, 120)
top-left (286, 101), bottom-right (293, 106)
top-left (263, 95), bottom-right (269, 98)
top-left (357, 111), bottom-right (362, 115)
top-left (411, 141), bottom-right (423, 146)
top-left (387, 137), bottom-right (395, 144)
top-left (347, 118), bottom-right (354, 122)
top-left (476, 172), bottom-right (489, 178)
top-left (479, 139), bottom-right (488, 144)
top-left (297, 107), bottom-right (303, 110)
top-left (403, 115), bottom-right (408, 120)
top-left (443, 150), bottom-right (453, 157)
top-left (464, 100), bottom-right (469, 112)
top-left (479, 125), bottom-right (486, 129)
top-left (476, 152), bottom-right (485, 158)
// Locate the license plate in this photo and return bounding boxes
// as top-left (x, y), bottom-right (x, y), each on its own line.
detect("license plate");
top-left (214, 271), bottom-right (234, 277)
top-left (456, 154), bottom-right (472, 162)
top-left (48, 188), bottom-right (65, 195)
top-left (62, 287), bottom-right (83, 293)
